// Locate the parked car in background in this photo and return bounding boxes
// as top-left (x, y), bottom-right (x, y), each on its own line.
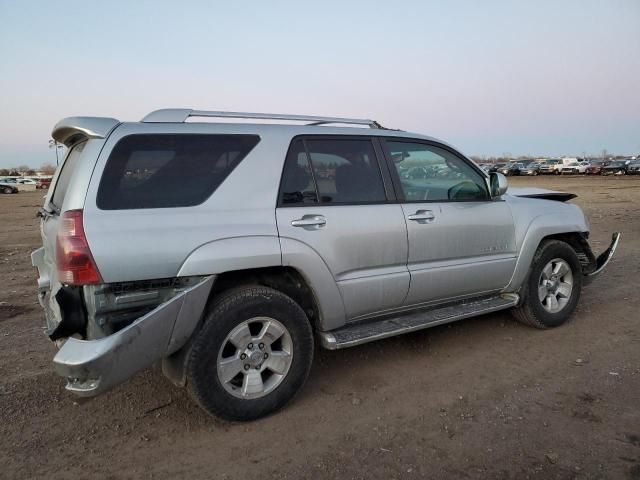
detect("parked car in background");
top-left (0, 181), bottom-right (19, 194)
top-left (1, 177), bottom-right (38, 191)
top-left (488, 163), bottom-right (505, 173)
top-left (403, 166), bottom-right (431, 179)
top-left (521, 162), bottom-right (541, 175)
top-left (585, 161), bottom-right (608, 175)
top-left (560, 161), bottom-right (589, 175)
top-left (627, 161), bottom-right (640, 175)
top-left (601, 160), bottom-right (629, 175)
top-left (17, 178), bottom-right (38, 185)
top-left (498, 162), bottom-right (524, 176)
top-left (36, 178), bottom-right (52, 189)
top-left (539, 159), bottom-right (562, 174)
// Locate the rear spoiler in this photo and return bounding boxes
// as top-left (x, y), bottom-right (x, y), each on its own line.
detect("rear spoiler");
top-left (52, 117), bottom-right (120, 147)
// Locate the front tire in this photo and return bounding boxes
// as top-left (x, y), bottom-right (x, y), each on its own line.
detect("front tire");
top-left (187, 286), bottom-right (314, 421)
top-left (512, 240), bottom-right (582, 329)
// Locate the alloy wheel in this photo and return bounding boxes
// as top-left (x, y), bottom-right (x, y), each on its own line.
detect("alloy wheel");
top-left (217, 317), bottom-right (293, 399)
top-left (538, 258), bottom-right (574, 313)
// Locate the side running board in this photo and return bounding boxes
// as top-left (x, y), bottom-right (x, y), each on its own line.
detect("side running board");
top-left (318, 294), bottom-right (519, 350)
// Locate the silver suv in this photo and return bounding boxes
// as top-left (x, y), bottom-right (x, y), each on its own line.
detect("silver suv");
top-left (32, 109), bottom-right (620, 420)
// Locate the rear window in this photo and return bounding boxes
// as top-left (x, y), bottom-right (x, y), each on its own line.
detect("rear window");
top-left (51, 142), bottom-right (86, 210)
top-left (97, 134), bottom-right (260, 210)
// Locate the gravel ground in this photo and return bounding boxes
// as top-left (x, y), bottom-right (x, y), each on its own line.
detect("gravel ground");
top-left (1, 176), bottom-right (639, 480)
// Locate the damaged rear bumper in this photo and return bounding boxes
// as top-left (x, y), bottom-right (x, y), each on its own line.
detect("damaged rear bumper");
top-left (52, 276), bottom-right (214, 397)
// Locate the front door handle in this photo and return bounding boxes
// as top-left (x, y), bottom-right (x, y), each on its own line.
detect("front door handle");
top-left (407, 210), bottom-right (435, 223)
top-left (291, 215), bottom-right (327, 229)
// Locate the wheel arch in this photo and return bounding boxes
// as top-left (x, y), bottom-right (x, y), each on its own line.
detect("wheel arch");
top-left (206, 266), bottom-right (322, 330)
top-left (163, 261), bottom-right (342, 387)
top-left (505, 211), bottom-right (590, 292)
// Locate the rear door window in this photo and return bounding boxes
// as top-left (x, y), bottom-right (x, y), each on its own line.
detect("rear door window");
top-left (97, 134), bottom-right (260, 209)
top-left (279, 137), bottom-right (387, 205)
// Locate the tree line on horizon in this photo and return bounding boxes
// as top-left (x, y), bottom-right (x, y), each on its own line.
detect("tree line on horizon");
top-left (0, 164), bottom-right (56, 177)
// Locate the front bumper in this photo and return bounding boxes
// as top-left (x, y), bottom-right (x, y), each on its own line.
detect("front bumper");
top-left (586, 232), bottom-right (621, 279)
top-left (52, 276), bottom-right (214, 397)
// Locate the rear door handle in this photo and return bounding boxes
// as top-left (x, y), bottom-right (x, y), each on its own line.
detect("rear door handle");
top-left (291, 215), bottom-right (326, 229)
top-left (407, 210), bottom-right (435, 223)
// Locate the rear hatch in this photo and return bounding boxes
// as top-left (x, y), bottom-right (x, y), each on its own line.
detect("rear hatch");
top-left (34, 142), bottom-right (97, 341)
top-left (32, 117), bottom-right (119, 341)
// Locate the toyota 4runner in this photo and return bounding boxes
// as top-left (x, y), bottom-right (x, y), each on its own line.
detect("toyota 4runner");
top-left (32, 109), bottom-right (620, 420)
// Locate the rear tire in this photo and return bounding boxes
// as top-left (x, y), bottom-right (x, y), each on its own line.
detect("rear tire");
top-left (512, 240), bottom-right (582, 329)
top-left (186, 286), bottom-right (314, 421)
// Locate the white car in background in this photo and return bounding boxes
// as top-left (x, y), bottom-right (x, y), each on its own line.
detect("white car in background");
top-left (560, 161), bottom-right (590, 175)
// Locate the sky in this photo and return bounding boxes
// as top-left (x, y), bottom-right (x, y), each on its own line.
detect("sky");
top-left (1, 0), bottom-right (639, 168)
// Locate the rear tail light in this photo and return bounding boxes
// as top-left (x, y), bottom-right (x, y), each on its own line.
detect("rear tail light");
top-left (56, 209), bottom-right (102, 285)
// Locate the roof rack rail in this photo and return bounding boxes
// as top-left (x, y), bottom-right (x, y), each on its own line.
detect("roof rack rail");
top-left (141, 109), bottom-right (383, 129)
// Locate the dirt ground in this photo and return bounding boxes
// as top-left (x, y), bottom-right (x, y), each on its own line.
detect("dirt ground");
top-left (1, 176), bottom-right (639, 480)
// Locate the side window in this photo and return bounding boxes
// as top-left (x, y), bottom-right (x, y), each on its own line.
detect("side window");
top-left (384, 141), bottom-right (488, 202)
top-left (280, 138), bottom-right (387, 205)
top-left (97, 134), bottom-right (260, 210)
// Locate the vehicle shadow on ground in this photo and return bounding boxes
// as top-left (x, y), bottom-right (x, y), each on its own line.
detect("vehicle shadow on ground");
top-left (9, 309), bottom-right (513, 428)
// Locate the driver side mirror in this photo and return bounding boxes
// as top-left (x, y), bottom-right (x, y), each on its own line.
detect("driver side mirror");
top-left (489, 172), bottom-right (508, 197)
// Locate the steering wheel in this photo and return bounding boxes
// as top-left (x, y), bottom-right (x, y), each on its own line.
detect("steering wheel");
top-left (448, 180), bottom-right (480, 200)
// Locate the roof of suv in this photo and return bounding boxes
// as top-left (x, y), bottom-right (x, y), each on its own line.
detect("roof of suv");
top-left (52, 109), bottom-right (443, 147)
